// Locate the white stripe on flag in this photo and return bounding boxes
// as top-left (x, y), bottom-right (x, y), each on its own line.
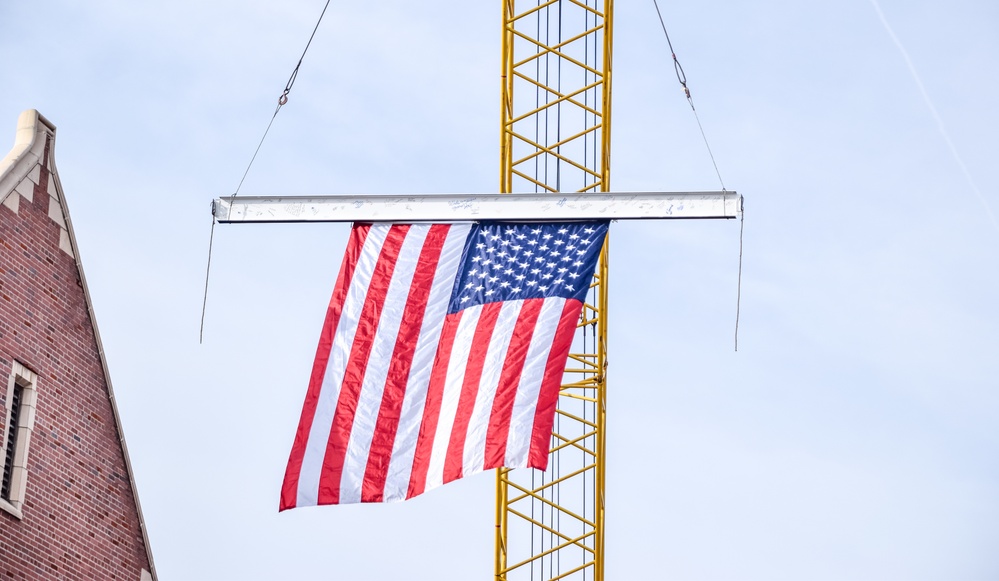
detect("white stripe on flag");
top-left (382, 223), bottom-right (470, 501)
top-left (504, 297), bottom-right (566, 467)
top-left (337, 224), bottom-right (431, 504)
top-left (462, 300), bottom-right (522, 476)
top-left (297, 225), bottom-right (391, 507)
top-left (424, 305), bottom-right (482, 492)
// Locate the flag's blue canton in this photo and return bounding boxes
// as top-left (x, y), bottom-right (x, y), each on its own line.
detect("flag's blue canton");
top-left (448, 221), bottom-right (609, 314)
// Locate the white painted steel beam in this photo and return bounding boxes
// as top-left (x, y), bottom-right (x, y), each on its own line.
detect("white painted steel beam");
top-left (212, 191), bottom-right (741, 223)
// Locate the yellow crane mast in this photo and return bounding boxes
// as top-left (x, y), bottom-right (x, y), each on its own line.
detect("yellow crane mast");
top-left (497, 1), bottom-right (613, 579)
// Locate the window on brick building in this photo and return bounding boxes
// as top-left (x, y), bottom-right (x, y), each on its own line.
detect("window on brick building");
top-left (1, 361), bottom-right (37, 519)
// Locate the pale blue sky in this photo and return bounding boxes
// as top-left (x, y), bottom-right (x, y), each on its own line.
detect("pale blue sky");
top-left (2, 1), bottom-right (997, 579)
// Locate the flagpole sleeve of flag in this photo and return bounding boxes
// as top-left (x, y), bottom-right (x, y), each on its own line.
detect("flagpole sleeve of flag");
top-left (281, 220), bottom-right (609, 509)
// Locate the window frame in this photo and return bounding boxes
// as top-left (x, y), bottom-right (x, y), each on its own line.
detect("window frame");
top-left (1, 361), bottom-right (38, 519)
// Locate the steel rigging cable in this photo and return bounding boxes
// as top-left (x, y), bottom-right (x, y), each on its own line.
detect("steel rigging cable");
top-left (232, 0), bottom-right (333, 198)
top-left (202, 0), bottom-right (333, 343)
top-left (651, 0), bottom-right (726, 192)
top-left (650, 0), bottom-right (744, 350)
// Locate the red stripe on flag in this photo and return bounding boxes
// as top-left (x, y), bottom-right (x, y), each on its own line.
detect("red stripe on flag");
top-left (360, 224), bottom-right (451, 503)
top-left (528, 298), bottom-right (584, 469)
top-left (483, 298), bottom-right (543, 470)
top-left (443, 302), bottom-right (503, 484)
top-left (316, 224), bottom-right (411, 505)
top-left (280, 224), bottom-right (371, 511)
top-left (406, 313), bottom-right (460, 499)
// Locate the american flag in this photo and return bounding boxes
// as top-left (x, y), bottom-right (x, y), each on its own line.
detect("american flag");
top-left (281, 220), bottom-right (609, 508)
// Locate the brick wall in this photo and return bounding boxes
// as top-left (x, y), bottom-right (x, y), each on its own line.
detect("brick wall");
top-left (1, 124), bottom-right (153, 579)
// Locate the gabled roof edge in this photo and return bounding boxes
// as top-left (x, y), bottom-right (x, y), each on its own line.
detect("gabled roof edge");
top-left (4, 110), bottom-right (159, 581)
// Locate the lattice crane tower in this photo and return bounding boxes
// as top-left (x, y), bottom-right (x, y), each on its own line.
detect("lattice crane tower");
top-left (496, 1), bottom-right (612, 579)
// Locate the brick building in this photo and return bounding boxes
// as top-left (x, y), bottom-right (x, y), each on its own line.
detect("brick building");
top-left (0, 110), bottom-right (155, 580)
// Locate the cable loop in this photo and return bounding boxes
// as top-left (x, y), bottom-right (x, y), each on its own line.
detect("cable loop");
top-left (672, 55), bottom-right (691, 100)
top-left (284, 67), bottom-right (299, 95)
top-left (673, 54), bottom-right (687, 86)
